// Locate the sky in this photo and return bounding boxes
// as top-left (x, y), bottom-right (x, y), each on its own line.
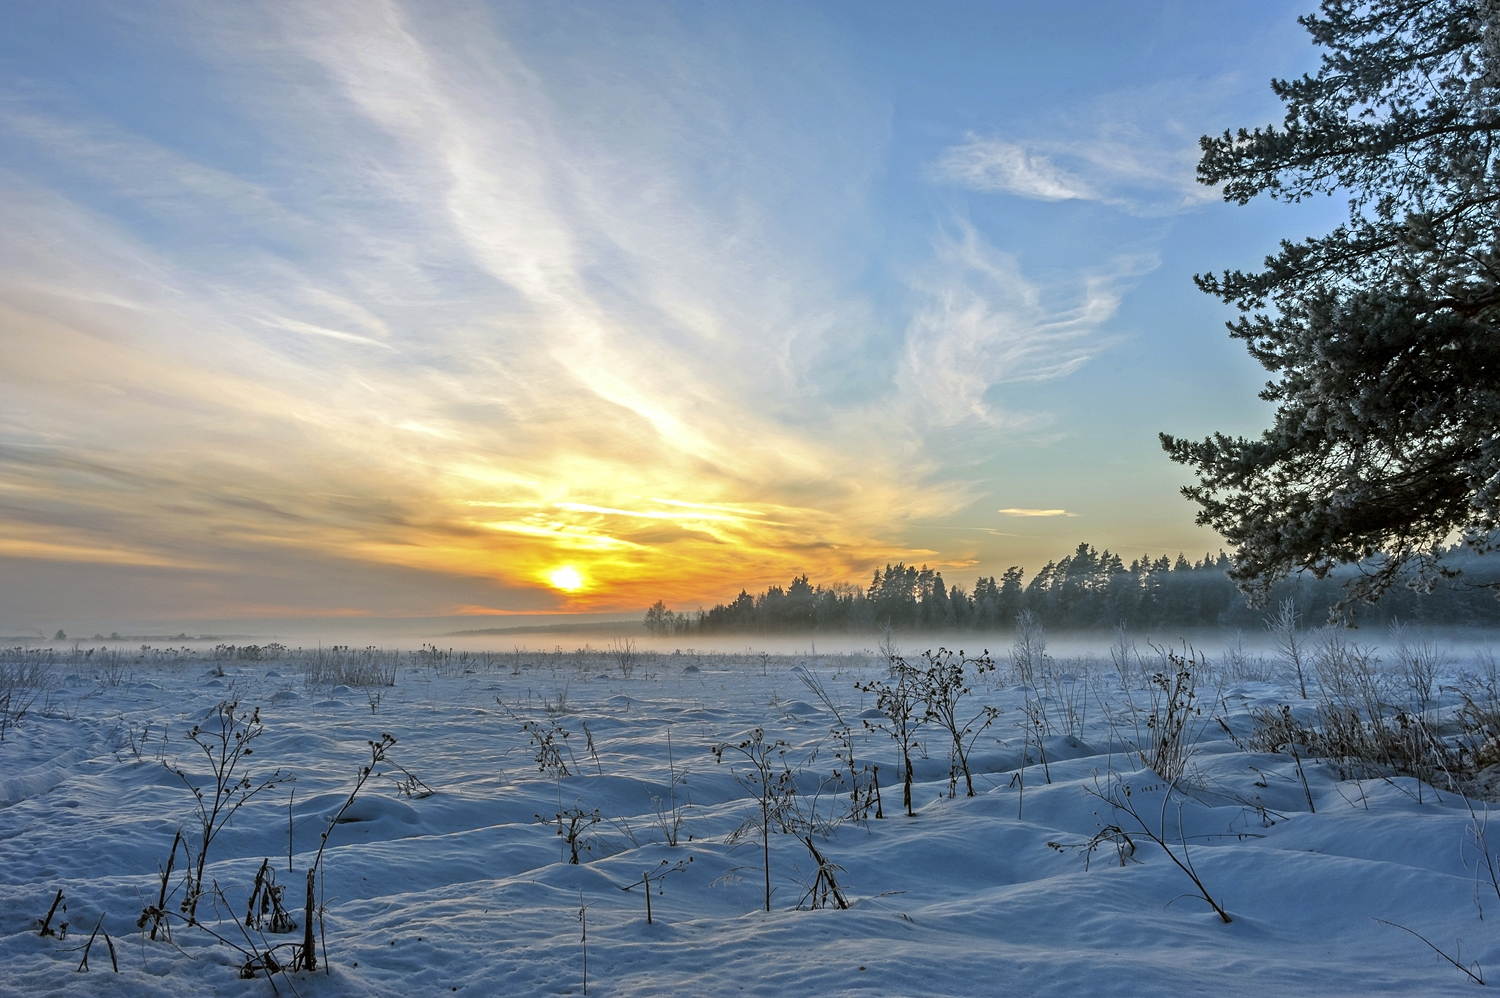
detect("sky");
top-left (0, 1), bottom-right (1354, 631)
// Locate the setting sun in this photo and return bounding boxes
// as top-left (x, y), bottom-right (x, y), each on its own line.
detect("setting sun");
top-left (0, 0), bottom-right (1267, 626)
top-left (547, 566), bottom-right (585, 592)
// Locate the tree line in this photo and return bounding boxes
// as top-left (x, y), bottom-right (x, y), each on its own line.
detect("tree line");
top-left (644, 541), bottom-right (1500, 635)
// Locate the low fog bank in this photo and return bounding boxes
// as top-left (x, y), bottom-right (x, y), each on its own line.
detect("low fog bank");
top-left (438, 624), bottom-right (1500, 663)
top-left (7, 617), bottom-right (1500, 664)
top-left (0, 613), bottom-right (640, 649)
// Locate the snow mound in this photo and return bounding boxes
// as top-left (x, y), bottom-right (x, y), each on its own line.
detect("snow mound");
top-left (330, 794), bottom-right (419, 826)
top-left (0, 745), bottom-right (97, 806)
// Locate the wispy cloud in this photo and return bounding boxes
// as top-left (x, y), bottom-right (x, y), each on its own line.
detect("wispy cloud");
top-left (932, 138), bottom-right (1096, 201)
top-left (897, 222), bottom-right (1153, 425)
top-left (998, 508), bottom-right (1078, 518)
top-left (934, 131), bottom-right (1214, 215)
top-left (261, 316), bottom-right (393, 348)
top-left (930, 75), bottom-right (1238, 215)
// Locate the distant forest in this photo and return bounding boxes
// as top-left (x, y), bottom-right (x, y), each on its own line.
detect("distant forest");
top-left (644, 542), bottom-right (1500, 635)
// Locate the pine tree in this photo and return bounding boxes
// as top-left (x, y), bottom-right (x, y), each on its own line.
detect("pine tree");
top-left (1162, 0), bottom-right (1500, 609)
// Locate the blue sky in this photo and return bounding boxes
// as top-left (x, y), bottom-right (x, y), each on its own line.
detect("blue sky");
top-left (0, 1), bottom-right (1351, 627)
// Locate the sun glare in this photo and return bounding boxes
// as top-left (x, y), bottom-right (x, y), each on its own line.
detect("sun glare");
top-left (548, 565), bottom-right (585, 592)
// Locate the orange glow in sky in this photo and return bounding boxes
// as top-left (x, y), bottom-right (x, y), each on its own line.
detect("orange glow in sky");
top-left (0, 2), bottom-right (1268, 629)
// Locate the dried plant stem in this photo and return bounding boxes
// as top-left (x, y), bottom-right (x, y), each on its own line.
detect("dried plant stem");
top-left (38, 889), bottom-right (64, 937)
top-left (300, 870), bottom-right (316, 972)
top-left (1375, 919), bottom-right (1485, 985)
top-left (77, 913), bottom-right (118, 973)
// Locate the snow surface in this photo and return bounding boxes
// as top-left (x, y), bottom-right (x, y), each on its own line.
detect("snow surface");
top-left (2, 644), bottom-right (1497, 996)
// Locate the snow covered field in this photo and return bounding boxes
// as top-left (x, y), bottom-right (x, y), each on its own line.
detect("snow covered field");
top-left (3, 636), bottom-right (1499, 996)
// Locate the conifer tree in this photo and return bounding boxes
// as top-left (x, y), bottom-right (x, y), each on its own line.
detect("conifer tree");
top-left (1163, 0), bottom-right (1500, 608)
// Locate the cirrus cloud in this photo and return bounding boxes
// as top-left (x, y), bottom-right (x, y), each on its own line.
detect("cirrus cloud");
top-left (931, 137), bottom-right (1096, 201)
